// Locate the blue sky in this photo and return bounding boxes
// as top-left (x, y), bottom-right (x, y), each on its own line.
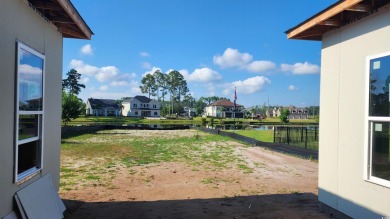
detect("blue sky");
top-left (63, 0), bottom-right (337, 108)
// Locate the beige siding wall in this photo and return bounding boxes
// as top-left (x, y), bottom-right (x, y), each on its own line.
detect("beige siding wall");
top-left (0, 0), bottom-right (63, 217)
top-left (320, 6), bottom-right (390, 218)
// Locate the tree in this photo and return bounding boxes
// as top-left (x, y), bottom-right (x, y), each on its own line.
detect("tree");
top-left (139, 74), bottom-right (156, 98)
top-left (167, 70), bottom-right (186, 115)
top-left (62, 91), bottom-right (85, 126)
top-left (62, 69), bottom-right (85, 95)
top-left (279, 109), bottom-right (290, 124)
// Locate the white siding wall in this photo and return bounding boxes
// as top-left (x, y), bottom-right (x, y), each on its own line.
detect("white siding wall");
top-left (319, 7), bottom-right (390, 218)
top-left (0, 0), bottom-right (63, 216)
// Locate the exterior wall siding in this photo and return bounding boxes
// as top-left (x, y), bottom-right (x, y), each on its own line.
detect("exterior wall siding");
top-left (319, 7), bottom-right (390, 218)
top-left (0, 0), bottom-right (63, 217)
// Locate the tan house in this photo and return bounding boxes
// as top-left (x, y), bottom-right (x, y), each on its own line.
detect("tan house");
top-left (287, 0), bottom-right (390, 218)
top-left (204, 99), bottom-right (243, 118)
top-left (0, 0), bottom-right (92, 218)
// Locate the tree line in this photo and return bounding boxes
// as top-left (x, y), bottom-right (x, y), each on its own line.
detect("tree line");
top-left (139, 70), bottom-right (230, 116)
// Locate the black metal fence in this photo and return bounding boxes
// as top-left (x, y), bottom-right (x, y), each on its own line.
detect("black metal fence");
top-left (274, 126), bottom-right (319, 150)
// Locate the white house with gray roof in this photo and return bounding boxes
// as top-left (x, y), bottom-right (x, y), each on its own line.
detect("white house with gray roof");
top-left (121, 96), bottom-right (161, 117)
top-left (86, 98), bottom-right (120, 117)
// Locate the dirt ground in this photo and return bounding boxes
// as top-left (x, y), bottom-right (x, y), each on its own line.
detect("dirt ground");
top-left (60, 134), bottom-right (329, 219)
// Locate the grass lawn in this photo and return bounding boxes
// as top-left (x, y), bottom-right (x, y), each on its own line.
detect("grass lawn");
top-left (60, 129), bottom-right (253, 191)
top-left (228, 130), bottom-right (274, 143)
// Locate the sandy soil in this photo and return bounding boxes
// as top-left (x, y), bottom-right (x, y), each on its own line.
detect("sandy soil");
top-left (61, 135), bottom-right (329, 219)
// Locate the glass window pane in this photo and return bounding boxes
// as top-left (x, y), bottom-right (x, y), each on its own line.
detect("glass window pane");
top-left (19, 48), bottom-right (43, 111)
top-left (371, 122), bottom-right (390, 181)
top-left (18, 140), bottom-right (39, 174)
top-left (369, 55), bottom-right (390, 116)
top-left (19, 115), bottom-right (39, 140)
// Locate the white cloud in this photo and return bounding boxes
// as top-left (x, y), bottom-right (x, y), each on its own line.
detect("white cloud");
top-left (69, 59), bottom-right (99, 76)
top-left (110, 81), bottom-right (128, 87)
top-left (69, 60), bottom-right (135, 84)
top-left (95, 66), bottom-right (119, 82)
top-left (142, 67), bottom-right (162, 77)
top-left (247, 61), bottom-right (276, 73)
top-left (213, 48), bottom-right (252, 68)
top-left (99, 85), bottom-right (109, 91)
top-left (140, 52), bottom-right (150, 57)
top-left (80, 77), bottom-right (90, 84)
top-left (20, 64), bottom-right (42, 75)
top-left (90, 92), bottom-right (128, 100)
top-left (231, 76), bottom-right (271, 94)
top-left (142, 62), bottom-right (152, 69)
top-left (80, 44), bottom-right (93, 55)
top-left (280, 62), bottom-right (320, 74)
top-left (288, 85), bottom-right (298, 91)
top-left (181, 68), bottom-right (222, 82)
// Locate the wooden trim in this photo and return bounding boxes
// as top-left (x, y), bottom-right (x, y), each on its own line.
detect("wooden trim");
top-left (55, 0), bottom-right (93, 39)
top-left (347, 3), bottom-right (372, 12)
top-left (287, 0), bottom-right (363, 39)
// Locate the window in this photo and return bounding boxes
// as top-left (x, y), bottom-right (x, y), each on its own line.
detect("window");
top-left (153, 104), bottom-right (156, 109)
top-left (133, 103), bottom-right (137, 108)
top-left (366, 51), bottom-right (390, 187)
top-left (135, 111), bottom-right (138, 116)
top-left (154, 112), bottom-right (157, 116)
top-left (15, 42), bottom-right (45, 182)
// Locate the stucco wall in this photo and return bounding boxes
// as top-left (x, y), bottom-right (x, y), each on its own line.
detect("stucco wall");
top-left (0, 0), bottom-right (63, 217)
top-left (319, 6), bottom-right (390, 219)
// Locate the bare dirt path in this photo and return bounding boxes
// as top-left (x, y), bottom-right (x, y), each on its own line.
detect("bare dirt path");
top-left (61, 131), bottom-right (329, 219)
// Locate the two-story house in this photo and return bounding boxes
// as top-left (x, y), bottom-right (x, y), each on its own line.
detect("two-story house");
top-left (204, 99), bottom-right (243, 118)
top-left (122, 95), bottom-right (160, 117)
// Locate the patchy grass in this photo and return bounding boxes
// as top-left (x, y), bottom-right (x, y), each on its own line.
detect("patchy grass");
top-left (60, 129), bottom-right (251, 191)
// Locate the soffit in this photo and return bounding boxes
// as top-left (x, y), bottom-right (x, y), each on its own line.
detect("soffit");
top-left (286, 0), bottom-right (390, 41)
top-left (27, 0), bottom-right (93, 39)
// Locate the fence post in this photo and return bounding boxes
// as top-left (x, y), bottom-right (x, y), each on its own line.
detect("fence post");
top-left (287, 126), bottom-right (290, 145)
top-left (315, 126), bottom-right (318, 141)
top-left (301, 127), bottom-right (303, 142)
top-left (273, 126), bottom-right (276, 143)
top-left (305, 127), bottom-right (308, 149)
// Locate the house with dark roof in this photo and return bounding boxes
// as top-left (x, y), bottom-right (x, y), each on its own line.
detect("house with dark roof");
top-left (121, 95), bottom-right (161, 117)
top-left (287, 0), bottom-right (390, 218)
top-left (204, 99), bottom-right (244, 118)
top-left (86, 98), bottom-right (120, 117)
top-left (0, 0), bottom-right (92, 217)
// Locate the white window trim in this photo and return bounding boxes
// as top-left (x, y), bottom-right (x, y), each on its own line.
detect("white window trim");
top-left (15, 42), bottom-right (45, 183)
top-left (364, 51), bottom-right (390, 188)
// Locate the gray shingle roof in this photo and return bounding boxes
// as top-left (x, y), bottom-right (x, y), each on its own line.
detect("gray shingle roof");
top-left (88, 98), bottom-right (119, 109)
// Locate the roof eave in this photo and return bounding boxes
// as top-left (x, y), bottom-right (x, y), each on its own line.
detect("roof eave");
top-left (286, 0), bottom-right (365, 41)
top-left (56, 0), bottom-right (93, 39)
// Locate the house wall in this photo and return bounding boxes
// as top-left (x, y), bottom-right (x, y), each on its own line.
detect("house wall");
top-left (0, 0), bottom-right (63, 217)
top-left (122, 100), bottom-right (160, 117)
top-left (319, 6), bottom-right (390, 218)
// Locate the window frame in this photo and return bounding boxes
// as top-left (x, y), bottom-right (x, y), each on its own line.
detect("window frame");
top-left (15, 42), bottom-right (45, 183)
top-left (365, 51), bottom-right (390, 188)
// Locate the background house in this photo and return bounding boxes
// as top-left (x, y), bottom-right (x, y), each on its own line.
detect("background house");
top-left (286, 106), bottom-right (308, 120)
top-left (265, 107), bottom-right (281, 118)
top-left (0, 0), bottom-right (92, 217)
top-left (86, 98), bottom-right (120, 117)
top-left (204, 99), bottom-right (244, 118)
top-left (287, 0), bottom-right (390, 218)
top-left (122, 95), bottom-right (161, 117)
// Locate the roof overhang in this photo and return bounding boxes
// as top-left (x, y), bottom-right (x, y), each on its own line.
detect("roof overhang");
top-left (286, 0), bottom-right (390, 41)
top-left (27, 0), bottom-right (93, 39)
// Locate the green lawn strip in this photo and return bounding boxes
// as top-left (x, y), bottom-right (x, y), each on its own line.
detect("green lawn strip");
top-left (226, 130), bottom-right (274, 143)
